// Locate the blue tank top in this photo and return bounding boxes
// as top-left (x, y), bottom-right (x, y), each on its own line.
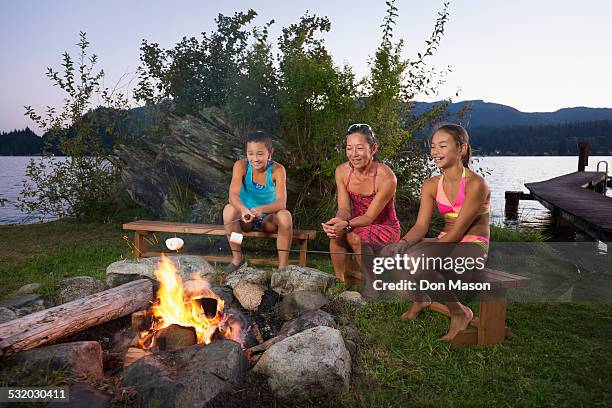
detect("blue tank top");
top-left (239, 161), bottom-right (276, 209)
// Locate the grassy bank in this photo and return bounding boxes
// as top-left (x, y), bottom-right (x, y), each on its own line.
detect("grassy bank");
top-left (0, 220), bottom-right (610, 406)
top-left (0, 220), bottom-right (129, 300)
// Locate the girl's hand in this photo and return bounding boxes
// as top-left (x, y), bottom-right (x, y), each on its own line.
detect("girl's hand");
top-left (250, 207), bottom-right (262, 219)
top-left (381, 240), bottom-right (411, 258)
top-left (241, 207), bottom-right (255, 222)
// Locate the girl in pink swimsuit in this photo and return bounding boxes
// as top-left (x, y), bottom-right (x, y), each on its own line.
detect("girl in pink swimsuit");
top-left (322, 124), bottom-right (401, 283)
top-left (387, 123), bottom-right (491, 342)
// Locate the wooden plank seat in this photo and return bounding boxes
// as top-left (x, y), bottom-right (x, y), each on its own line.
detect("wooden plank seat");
top-left (427, 267), bottom-right (530, 347)
top-left (123, 220), bottom-right (316, 267)
top-left (346, 260), bottom-right (529, 347)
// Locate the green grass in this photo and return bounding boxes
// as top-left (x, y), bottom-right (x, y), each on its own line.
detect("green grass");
top-left (1, 220), bottom-right (610, 406)
top-left (341, 301), bottom-right (612, 407)
top-left (0, 220), bottom-right (129, 300)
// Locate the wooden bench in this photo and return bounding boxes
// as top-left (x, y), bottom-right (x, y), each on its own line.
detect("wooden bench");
top-left (123, 220), bottom-right (316, 267)
top-left (427, 267), bottom-right (530, 347)
top-left (347, 260), bottom-right (529, 347)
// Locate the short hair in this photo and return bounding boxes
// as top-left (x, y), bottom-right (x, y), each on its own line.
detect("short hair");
top-left (244, 131), bottom-right (273, 151)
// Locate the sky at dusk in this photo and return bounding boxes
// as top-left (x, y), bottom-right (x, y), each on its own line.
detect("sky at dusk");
top-left (1, 0), bottom-right (611, 133)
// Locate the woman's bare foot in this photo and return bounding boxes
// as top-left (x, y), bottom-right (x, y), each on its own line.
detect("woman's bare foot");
top-left (400, 300), bottom-right (432, 320)
top-left (440, 304), bottom-right (473, 341)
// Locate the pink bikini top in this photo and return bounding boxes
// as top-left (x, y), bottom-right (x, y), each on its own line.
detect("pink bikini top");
top-left (436, 168), bottom-right (490, 219)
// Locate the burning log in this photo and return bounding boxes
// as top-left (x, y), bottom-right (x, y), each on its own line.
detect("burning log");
top-left (153, 324), bottom-right (197, 352)
top-left (197, 297), bottom-right (218, 319)
top-left (0, 279), bottom-right (154, 357)
top-left (131, 310), bottom-right (153, 332)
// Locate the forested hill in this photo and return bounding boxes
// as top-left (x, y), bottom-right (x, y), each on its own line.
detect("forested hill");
top-left (413, 100), bottom-right (612, 128)
top-left (0, 128), bottom-right (43, 155)
top-left (2, 102), bottom-right (612, 155)
top-left (468, 120), bottom-right (612, 155)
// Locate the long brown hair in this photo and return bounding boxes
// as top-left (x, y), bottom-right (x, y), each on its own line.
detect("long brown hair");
top-left (430, 123), bottom-right (471, 167)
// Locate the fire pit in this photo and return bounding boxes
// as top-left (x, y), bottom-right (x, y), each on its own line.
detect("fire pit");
top-left (124, 254), bottom-right (252, 364)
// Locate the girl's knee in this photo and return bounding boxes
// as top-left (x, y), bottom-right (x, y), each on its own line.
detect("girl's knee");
top-left (223, 204), bottom-right (237, 220)
top-left (276, 209), bottom-right (293, 227)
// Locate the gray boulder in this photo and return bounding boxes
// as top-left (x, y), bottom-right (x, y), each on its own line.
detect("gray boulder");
top-left (0, 293), bottom-right (42, 309)
top-left (253, 326), bottom-right (351, 400)
top-left (15, 298), bottom-right (50, 316)
top-left (336, 291), bottom-right (367, 307)
top-left (277, 290), bottom-right (329, 320)
top-left (279, 309), bottom-right (336, 337)
top-left (210, 285), bottom-right (234, 306)
top-left (13, 282), bottom-right (41, 296)
top-left (57, 276), bottom-right (106, 304)
top-left (271, 265), bottom-right (336, 295)
top-left (123, 339), bottom-right (248, 408)
top-left (47, 382), bottom-right (111, 408)
top-left (233, 280), bottom-right (267, 311)
top-left (106, 255), bottom-right (215, 287)
top-left (0, 307), bottom-right (17, 323)
top-left (225, 266), bottom-right (269, 289)
top-left (7, 341), bottom-right (103, 379)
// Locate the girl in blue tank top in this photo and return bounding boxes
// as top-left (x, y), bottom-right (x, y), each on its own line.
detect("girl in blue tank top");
top-left (223, 131), bottom-right (293, 272)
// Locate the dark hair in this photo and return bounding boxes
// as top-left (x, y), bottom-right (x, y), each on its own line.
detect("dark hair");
top-left (244, 131), bottom-right (273, 152)
top-left (346, 124), bottom-right (379, 161)
top-left (429, 123), bottom-right (471, 167)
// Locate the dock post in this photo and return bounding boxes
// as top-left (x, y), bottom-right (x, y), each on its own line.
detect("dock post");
top-left (578, 142), bottom-right (589, 171)
top-left (505, 191), bottom-right (521, 219)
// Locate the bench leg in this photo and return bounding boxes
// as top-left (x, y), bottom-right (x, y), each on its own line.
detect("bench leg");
top-left (134, 231), bottom-right (149, 259)
top-left (298, 239), bottom-right (308, 266)
top-left (477, 289), bottom-right (507, 346)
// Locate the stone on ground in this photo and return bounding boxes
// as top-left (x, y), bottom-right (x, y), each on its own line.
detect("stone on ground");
top-left (57, 276), bottom-right (106, 304)
top-left (106, 255), bottom-right (215, 287)
top-left (225, 266), bottom-right (269, 289)
top-left (13, 282), bottom-right (41, 296)
top-left (233, 280), bottom-right (267, 311)
top-left (253, 326), bottom-right (351, 400)
top-left (279, 309), bottom-right (336, 337)
top-left (123, 339), bottom-right (248, 408)
top-left (0, 307), bottom-right (17, 323)
top-left (336, 291), bottom-right (366, 307)
top-left (7, 341), bottom-right (103, 379)
top-left (270, 265), bottom-right (336, 295)
top-left (277, 290), bottom-right (329, 320)
top-left (47, 382), bottom-right (111, 408)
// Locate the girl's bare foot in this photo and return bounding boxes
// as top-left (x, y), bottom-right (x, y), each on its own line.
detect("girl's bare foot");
top-left (400, 300), bottom-right (432, 320)
top-left (440, 304), bottom-right (473, 341)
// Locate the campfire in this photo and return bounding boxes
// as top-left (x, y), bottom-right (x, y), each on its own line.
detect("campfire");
top-left (135, 254), bottom-right (243, 352)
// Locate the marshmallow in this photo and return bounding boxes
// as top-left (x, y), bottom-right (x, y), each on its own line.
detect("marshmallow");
top-left (165, 237), bottom-right (184, 251)
top-left (229, 232), bottom-right (244, 245)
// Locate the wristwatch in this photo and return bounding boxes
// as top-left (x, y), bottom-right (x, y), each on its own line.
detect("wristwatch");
top-left (345, 220), bottom-right (353, 232)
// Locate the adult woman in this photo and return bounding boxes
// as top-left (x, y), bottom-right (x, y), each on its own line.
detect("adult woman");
top-left (390, 123), bottom-right (490, 341)
top-left (322, 124), bottom-right (401, 283)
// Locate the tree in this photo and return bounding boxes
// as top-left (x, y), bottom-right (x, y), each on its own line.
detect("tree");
top-left (17, 32), bottom-right (130, 221)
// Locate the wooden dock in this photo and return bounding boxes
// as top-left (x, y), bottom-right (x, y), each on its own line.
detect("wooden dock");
top-left (524, 171), bottom-right (612, 242)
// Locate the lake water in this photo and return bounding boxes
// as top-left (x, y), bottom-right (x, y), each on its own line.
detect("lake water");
top-left (1, 155), bottom-right (611, 231)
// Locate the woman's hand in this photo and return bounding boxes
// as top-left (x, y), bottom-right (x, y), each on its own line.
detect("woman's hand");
top-left (322, 218), bottom-right (348, 239)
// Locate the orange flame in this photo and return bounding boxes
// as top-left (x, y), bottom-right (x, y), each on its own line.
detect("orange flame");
top-left (139, 254), bottom-right (239, 349)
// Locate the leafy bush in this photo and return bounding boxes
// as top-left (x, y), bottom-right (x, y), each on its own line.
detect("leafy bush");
top-left (15, 32), bottom-right (132, 221)
top-left (134, 2), bottom-right (456, 228)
